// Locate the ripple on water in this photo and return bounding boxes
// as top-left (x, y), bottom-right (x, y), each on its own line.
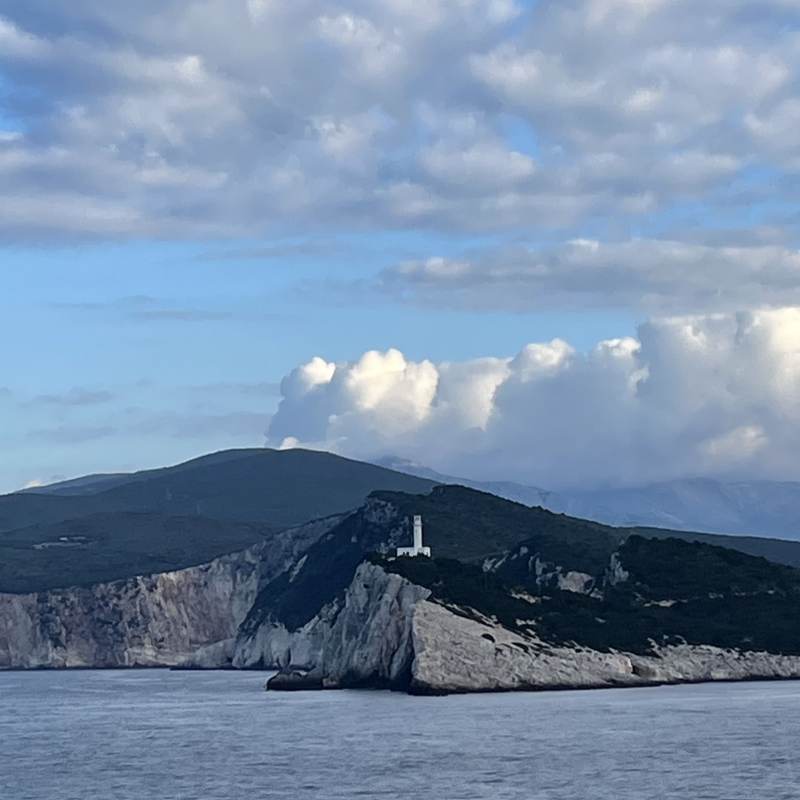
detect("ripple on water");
top-left (1, 671), bottom-right (800, 800)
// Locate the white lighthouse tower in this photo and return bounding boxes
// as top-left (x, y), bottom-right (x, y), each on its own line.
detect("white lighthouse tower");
top-left (396, 515), bottom-right (431, 558)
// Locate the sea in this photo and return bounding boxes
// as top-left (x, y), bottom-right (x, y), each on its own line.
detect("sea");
top-left (1, 670), bottom-right (798, 800)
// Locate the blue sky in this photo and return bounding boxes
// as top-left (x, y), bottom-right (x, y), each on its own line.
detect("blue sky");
top-left (3, 236), bottom-right (637, 490)
top-left (2, 0), bottom-right (800, 491)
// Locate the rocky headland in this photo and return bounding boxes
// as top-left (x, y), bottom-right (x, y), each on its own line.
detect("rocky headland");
top-left (5, 474), bottom-right (800, 696)
top-left (261, 562), bottom-right (800, 694)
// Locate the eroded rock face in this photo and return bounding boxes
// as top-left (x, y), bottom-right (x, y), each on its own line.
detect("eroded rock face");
top-left (0, 547), bottom-right (262, 669)
top-left (0, 515), bottom-right (336, 670)
top-left (240, 562), bottom-right (430, 688)
top-left (409, 601), bottom-right (635, 694)
top-left (266, 562), bottom-right (800, 694)
top-left (409, 602), bottom-right (800, 693)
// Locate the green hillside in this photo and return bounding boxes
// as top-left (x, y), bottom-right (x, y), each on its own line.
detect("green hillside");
top-left (243, 485), bottom-right (800, 658)
top-left (380, 532), bottom-right (800, 656)
top-left (0, 512), bottom-right (271, 594)
top-left (374, 484), bottom-right (800, 569)
top-left (0, 448), bottom-right (437, 533)
top-left (0, 449), bottom-right (437, 595)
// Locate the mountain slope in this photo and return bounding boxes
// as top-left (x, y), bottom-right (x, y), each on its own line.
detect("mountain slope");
top-left (0, 448), bottom-right (437, 534)
top-left (381, 534), bottom-right (800, 657)
top-left (556, 479), bottom-right (800, 539)
top-left (21, 473), bottom-right (132, 496)
top-left (0, 513), bottom-right (272, 594)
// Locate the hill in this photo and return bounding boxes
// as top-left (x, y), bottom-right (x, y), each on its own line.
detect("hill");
top-left (380, 532), bottom-right (800, 657)
top-left (238, 485), bottom-right (800, 651)
top-left (0, 448), bottom-right (437, 534)
top-left (8, 451), bottom-right (800, 601)
top-left (21, 473), bottom-right (134, 496)
top-left (0, 512), bottom-right (271, 594)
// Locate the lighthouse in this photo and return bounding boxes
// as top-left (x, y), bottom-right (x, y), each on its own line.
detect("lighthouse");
top-left (396, 515), bottom-right (431, 558)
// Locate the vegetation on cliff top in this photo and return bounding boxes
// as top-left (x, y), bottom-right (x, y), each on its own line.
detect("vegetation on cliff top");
top-left (242, 484), bottom-right (800, 661)
top-left (0, 449), bottom-right (436, 594)
top-left (376, 530), bottom-right (800, 656)
top-left (0, 513), bottom-right (271, 594)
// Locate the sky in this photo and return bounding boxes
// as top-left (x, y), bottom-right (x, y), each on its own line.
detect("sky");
top-left (2, 0), bottom-right (800, 492)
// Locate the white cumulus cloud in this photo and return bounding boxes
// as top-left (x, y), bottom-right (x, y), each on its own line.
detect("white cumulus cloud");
top-left (267, 308), bottom-right (800, 488)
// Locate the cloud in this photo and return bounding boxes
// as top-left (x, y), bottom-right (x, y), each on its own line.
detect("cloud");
top-left (53, 295), bottom-right (244, 323)
top-left (266, 307), bottom-right (800, 488)
top-left (1, 0), bottom-right (798, 240)
top-left (378, 239), bottom-right (800, 313)
top-left (26, 425), bottom-right (117, 444)
top-left (28, 388), bottom-right (115, 407)
top-left (186, 380), bottom-right (281, 398)
top-left (127, 308), bottom-right (236, 322)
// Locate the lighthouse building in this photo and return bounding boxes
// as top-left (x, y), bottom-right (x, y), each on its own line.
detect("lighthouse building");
top-left (396, 515), bottom-right (431, 558)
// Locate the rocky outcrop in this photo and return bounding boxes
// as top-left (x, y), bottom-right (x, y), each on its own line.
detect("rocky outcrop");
top-left (0, 515), bottom-right (338, 669)
top-left (232, 500), bottom-right (415, 669)
top-left (265, 562), bottom-right (800, 694)
top-left (409, 600), bottom-right (800, 693)
top-left (235, 562), bottom-right (430, 685)
top-left (0, 546), bottom-right (262, 669)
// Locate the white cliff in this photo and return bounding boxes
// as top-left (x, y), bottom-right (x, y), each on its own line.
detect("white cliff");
top-left (0, 546), bottom-right (262, 669)
top-left (0, 515), bottom-right (338, 670)
top-left (264, 562), bottom-right (800, 694)
top-left (235, 562), bottom-right (430, 686)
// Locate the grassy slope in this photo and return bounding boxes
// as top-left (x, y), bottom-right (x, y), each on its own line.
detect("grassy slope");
top-left (632, 526), bottom-right (800, 569)
top-left (373, 485), bottom-right (623, 565)
top-left (380, 532), bottom-right (800, 656)
top-left (240, 485), bottom-right (602, 637)
top-left (374, 484), bottom-right (800, 569)
top-left (0, 513), bottom-right (271, 594)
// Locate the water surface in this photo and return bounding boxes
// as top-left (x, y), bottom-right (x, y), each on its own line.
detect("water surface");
top-left (1, 671), bottom-right (798, 799)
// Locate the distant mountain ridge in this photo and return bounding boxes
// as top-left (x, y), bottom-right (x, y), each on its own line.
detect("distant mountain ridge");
top-left (1, 449), bottom-right (436, 534)
top-left (31, 453), bottom-right (800, 541)
top-left (376, 457), bottom-right (800, 540)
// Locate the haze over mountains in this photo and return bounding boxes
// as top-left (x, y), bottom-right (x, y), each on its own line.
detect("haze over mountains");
top-left (377, 458), bottom-right (800, 541)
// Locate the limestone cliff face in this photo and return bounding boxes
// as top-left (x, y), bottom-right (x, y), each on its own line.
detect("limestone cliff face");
top-left (408, 601), bottom-right (800, 693)
top-left (235, 562), bottom-right (430, 687)
top-left (232, 499), bottom-right (413, 670)
top-left (265, 562), bottom-right (800, 694)
top-left (0, 515), bottom-right (337, 670)
top-left (0, 547), bottom-right (262, 669)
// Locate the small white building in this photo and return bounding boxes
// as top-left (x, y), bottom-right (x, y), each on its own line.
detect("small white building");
top-left (396, 515), bottom-right (431, 558)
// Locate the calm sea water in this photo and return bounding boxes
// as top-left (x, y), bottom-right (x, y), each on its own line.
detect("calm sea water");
top-left (1, 671), bottom-right (799, 800)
